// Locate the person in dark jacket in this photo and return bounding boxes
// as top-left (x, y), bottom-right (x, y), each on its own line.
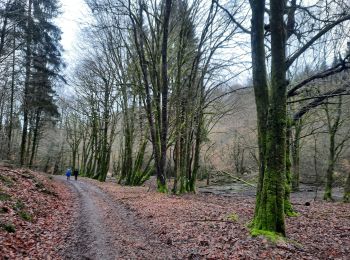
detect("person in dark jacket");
top-left (73, 169), bottom-right (79, 180)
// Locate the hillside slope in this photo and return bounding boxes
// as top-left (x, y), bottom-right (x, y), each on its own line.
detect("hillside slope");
top-left (0, 166), bottom-right (73, 258)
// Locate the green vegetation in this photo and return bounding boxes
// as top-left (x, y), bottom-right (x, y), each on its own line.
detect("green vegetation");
top-left (227, 212), bottom-right (239, 222)
top-left (19, 211), bottom-right (33, 221)
top-left (157, 179), bottom-right (168, 193)
top-left (0, 192), bottom-right (11, 201)
top-left (250, 228), bottom-right (284, 243)
top-left (1, 222), bottom-right (16, 233)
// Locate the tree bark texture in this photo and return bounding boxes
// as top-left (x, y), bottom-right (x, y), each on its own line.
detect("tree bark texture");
top-left (252, 0), bottom-right (287, 236)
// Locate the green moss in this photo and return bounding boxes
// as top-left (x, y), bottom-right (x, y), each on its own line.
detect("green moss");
top-left (19, 211), bottom-right (32, 221)
top-left (157, 179), bottom-right (168, 193)
top-left (323, 188), bottom-right (333, 201)
top-left (227, 212), bottom-right (239, 222)
top-left (286, 210), bottom-right (299, 217)
top-left (1, 222), bottom-right (16, 233)
top-left (251, 228), bottom-right (284, 242)
top-left (284, 199), bottom-right (298, 217)
top-left (343, 192), bottom-right (350, 203)
top-left (0, 192), bottom-right (11, 201)
top-left (253, 169), bottom-right (286, 236)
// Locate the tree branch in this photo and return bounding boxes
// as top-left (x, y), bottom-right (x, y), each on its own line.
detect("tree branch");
top-left (288, 54), bottom-right (350, 98)
top-left (213, 0), bottom-right (250, 34)
top-left (286, 14), bottom-right (350, 68)
top-left (293, 83), bottom-right (350, 121)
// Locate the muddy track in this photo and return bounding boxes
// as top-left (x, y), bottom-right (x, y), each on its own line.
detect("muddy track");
top-left (58, 177), bottom-right (173, 260)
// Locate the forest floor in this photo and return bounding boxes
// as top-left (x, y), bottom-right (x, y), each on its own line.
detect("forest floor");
top-left (0, 166), bottom-right (73, 258)
top-left (1, 167), bottom-right (350, 259)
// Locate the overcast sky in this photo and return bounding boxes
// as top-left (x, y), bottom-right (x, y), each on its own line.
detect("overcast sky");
top-left (57, 0), bottom-right (89, 68)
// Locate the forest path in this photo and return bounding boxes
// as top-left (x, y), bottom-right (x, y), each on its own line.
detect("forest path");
top-left (57, 176), bottom-right (173, 260)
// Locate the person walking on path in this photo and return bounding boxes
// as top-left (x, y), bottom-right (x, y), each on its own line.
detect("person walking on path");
top-left (66, 168), bottom-right (72, 180)
top-left (73, 169), bottom-right (79, 181)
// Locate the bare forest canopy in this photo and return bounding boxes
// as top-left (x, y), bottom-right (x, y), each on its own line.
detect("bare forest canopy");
top-left (1, 0), bottom-right (350, 236)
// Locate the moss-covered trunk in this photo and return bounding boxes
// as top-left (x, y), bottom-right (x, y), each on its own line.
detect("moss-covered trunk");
top-left (323, 96), bottom-right (342, 201)
top-left (285, 122), bottom-right (296, 216)
top-left (324, 132), bottom-right (335, 201)
top-left (250, 0), bottom-right (269, 226)
top-left (250, 0), bottom-right (269, 219)
top-left (291, 119), bottom-right (302, 191)
top-left (252, 0), bottom-right (287, 236)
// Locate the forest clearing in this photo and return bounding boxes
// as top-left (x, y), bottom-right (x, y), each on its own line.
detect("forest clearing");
top-left (1, 166), bottom-right (349, 259)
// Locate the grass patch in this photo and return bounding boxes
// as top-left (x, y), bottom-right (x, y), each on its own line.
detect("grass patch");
top-left (0, 192), bottom-right (11, 201)
top-left (1, 222), bottom-right (16, 233)
top-left (286, 211), bottom-right (299, 217)
top-left (19, 211), bottom-right (32, 221)
top-left (227, 212), bottom-right (239, 222)
top-left (251, 229), bottom-right (284, 242)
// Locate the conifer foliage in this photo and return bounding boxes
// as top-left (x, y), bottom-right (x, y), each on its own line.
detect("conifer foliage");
top-left (0, 0), bottom-right (64, 165)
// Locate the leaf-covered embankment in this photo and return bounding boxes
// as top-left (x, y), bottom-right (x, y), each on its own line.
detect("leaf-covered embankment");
top-left (0, 166), bottom-right (73, 259)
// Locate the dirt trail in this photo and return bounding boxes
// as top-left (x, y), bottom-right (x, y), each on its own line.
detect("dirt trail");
top-left (58, 177), bottom-right (173, 260)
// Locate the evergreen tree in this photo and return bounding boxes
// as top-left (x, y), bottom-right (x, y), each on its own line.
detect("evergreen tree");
top-left (20, 0), bottom-right (63, 166)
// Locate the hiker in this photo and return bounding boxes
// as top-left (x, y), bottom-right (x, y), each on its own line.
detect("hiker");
top-left (73, 169), bottom-right (79, 181)
top-left (66, 168), bottom-right (71, 180)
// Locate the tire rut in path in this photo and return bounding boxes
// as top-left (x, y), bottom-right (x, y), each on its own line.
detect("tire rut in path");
top-left (60, 177), bottom-right (173, 260)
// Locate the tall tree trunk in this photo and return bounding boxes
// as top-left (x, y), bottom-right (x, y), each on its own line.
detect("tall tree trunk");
top-left (249, 0), bottom-right (269, 223)
top-left (98, 86), bottom-right (110, 182)
top-left (20, 0), bottom-right (33, 166)
top-left (324, 97), bottom-right (342, 201)
top-left (189, 114), bottom-right (203, 192)
top-left (189, 78), bottom-right (206, 192)
top-left (29, 109), bottom-right (40, 167)
top-left (291, 119), bottom-right (302, 191)
top-left (324, 130), bottom-right (335, 201)
top-left (285, 121), bottom-right (295, 216)
top-left (131, 1), bottom-right (162, 190)
top-left (158, 0), bottom-right (172, 192)
top-left (7, 26), bottom-right (16, 160)
top-left (253, 0), bottom-right (287, 236)
top-left (25, 117), bottom-right (33, 164)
